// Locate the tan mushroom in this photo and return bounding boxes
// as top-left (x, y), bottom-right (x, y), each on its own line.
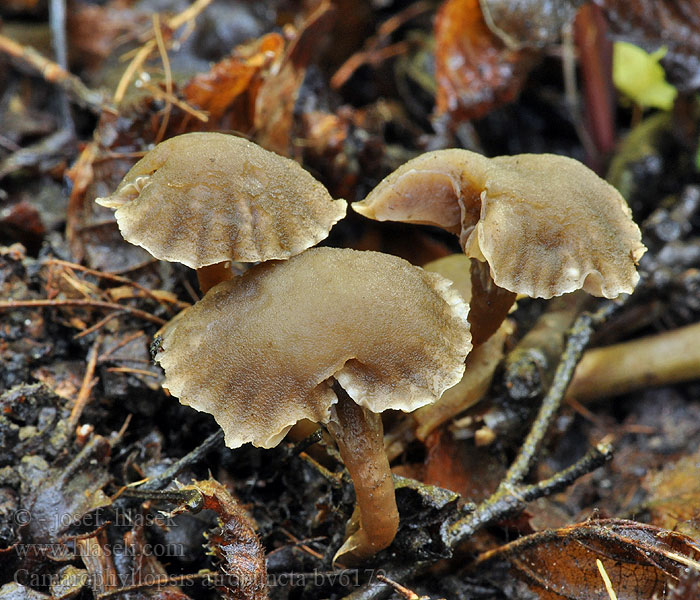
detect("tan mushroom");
top-left (353, 150), bottom-right (646, 341)
top-left (154, 247), bottom-right (472, 563)
top-left (96, 132), bottom-right (347, 293)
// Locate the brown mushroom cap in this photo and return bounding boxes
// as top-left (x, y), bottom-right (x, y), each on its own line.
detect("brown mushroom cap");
top-left (155, 247), bottom-right (472, 448)
top-left (96, 132), bottom-right (347, 268)
top-left (474, 154), bottom-right (646, 298)
top-left (353, 150), bottom-right (646, 299)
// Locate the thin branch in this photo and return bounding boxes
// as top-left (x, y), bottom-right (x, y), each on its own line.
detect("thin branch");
top-left (0, 33), bottom-right (106, 113)
top-left (525, 439), bottom-right (614, 499)
top-left (152, 13), bottom-right (173, 143)
top-left (137, 78), bottom-right (209, 121)
top-left (135, 429), bottom-right (225, 491)
top-left (444, 442), bottom-right (613, 549)
top-left (331, 1), bottom-right (431, 89)
top-left (375, 575), bottom-right (423, 599)
top-left (115, 42), bottom-right (157, 104)
top-left (499, 302), bottom-right (618, 490)
top-left (68, 334), bottom-right (103, 429)
top-left (73, 312), bottom-right (122, 338)
top-left (0, 298), bottom-right (167, 326)
top-left (113, 0), bottom-right (212, 104)
top-left (0, 127), bottom-right (74, 179)
top-left (105, 366), bottom-right (159, 378)
top-left (343, 444), bottom-right (613, 600)
top-left (47, 258), bottom-right (184, 310)
top-left (96, 571), bottom-right (218, 600)
top-left (98, 330), bottom-right (146, 362)
top-left (342, 303), bottom-right (620, 600)
top-left (342, 564), bottom-right (429, 600)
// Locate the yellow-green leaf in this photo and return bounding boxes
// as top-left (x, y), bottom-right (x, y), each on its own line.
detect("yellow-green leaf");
top-left (612, 42), bottom-right (677, 111)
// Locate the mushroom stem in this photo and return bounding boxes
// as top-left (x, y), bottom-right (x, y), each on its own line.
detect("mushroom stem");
top-left (196, 262), bottom-right (234, 294)
top-left (468, 258), bottom-right (517, 345)
top-left (566, 320), bottom-right (700, 402)
top-left (327, 385), bottom-right (399, 564)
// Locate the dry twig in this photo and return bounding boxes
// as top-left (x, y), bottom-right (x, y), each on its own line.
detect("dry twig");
top-left (47, 258), bottom-right (187, 311)
top-left (68, 333), bottom-right (103, 429)
top-left (343, 304), bottom-right (620, 600)
top-left (331, 1), bottom-right (431, 89)
top-left (0, 33), bottom-right (106, 112)
top-left (0, 298), bottom-right (167, 326)
top-left (152, 14), bottom-right (173, 142)
top-left (113, 0), bottom-right (213, 104)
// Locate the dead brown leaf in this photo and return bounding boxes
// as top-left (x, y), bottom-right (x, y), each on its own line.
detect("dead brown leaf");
top-left (643, 447), bottom-right (700, 539)
top-left (22, 435), bottom-right (112, 543)
top-left (182, 32), bottom-right (284, 131)
top-left (121, 526), bottom-right (192, 600)
top-left (78, 531), bottom-right (120, 596)
top-left (422, 429), bottom-right (504, 501)
top-left (67, 3), bottom-right (147, 75)
top-left (434, 0), bottom-right (537, 122)
top-left (253, 1), bottom-right (336, 155)
top-left (477, 519), bottom-right (700, 600)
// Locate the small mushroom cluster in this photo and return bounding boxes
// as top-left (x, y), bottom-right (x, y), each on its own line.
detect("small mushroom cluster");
top-left (96, 132), bottom-right (473, 563)
top-left (97, 134), bottom-right (644, 565)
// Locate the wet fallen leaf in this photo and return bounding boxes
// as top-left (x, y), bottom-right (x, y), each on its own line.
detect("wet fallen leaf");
top-left (421, 429), bottom-right (504, 501)
top-left (21, 435), bottom-right (112, 543)
top-left (434, 0), bottom-right (537, 122)
top-left (182, 32), bottom-right (284, 131)
top-left (478, 519), bottom-right (700, 600)
top-left (643, 447), bottom-right (700, 539)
